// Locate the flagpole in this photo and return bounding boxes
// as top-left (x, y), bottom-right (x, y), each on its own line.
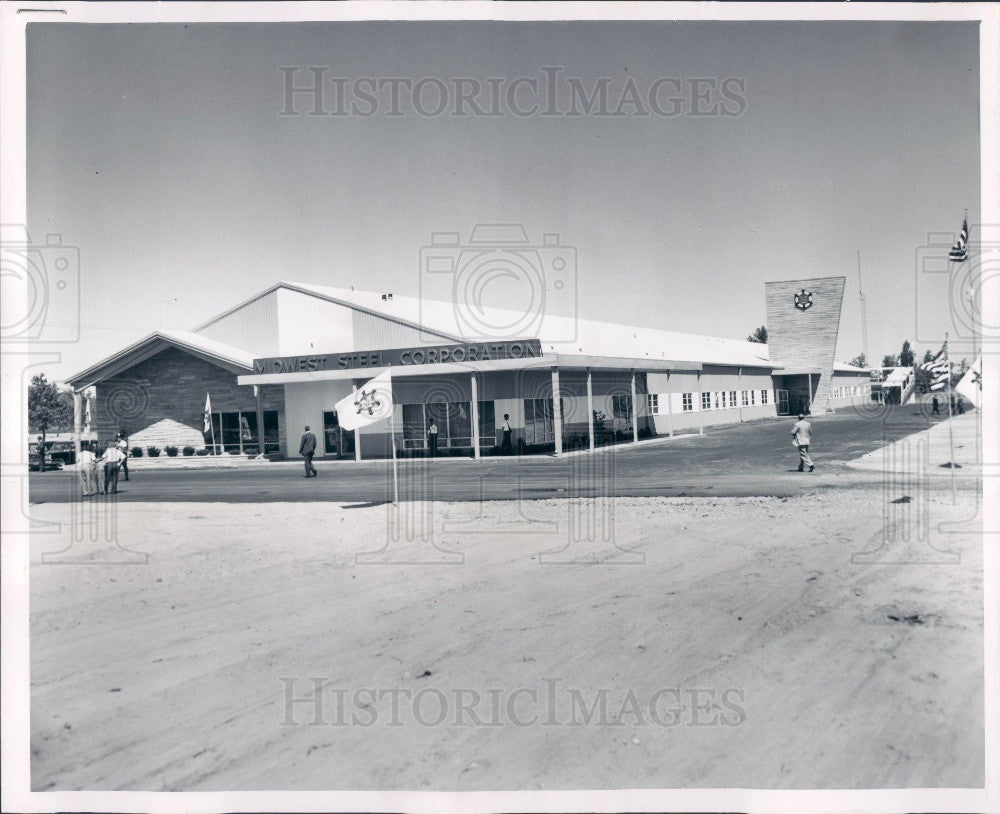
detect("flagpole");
top-left (945, 332), bottom-right (955, 503)
top-left (390, 407), bottom-right (399, 506)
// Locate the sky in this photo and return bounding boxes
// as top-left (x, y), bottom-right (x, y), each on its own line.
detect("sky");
top-left (25, 20), bottom-right (981, 382)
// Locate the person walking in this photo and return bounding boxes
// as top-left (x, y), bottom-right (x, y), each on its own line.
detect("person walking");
top-left (99, 441), bottom-right (126, 494)
top-left (932, 395), bottom-right (940, 415)
top-left (791, 412), bottom-right (814, 472)
top-left (500, 413), bottom-right (513, 455)
top-left (78, 441), bottom-right (98, 496)
top-left (427, 419), bottom-right (439, 458)
top-left (299, 426), bottom-right (318, 477)
top-left (117, 434), bottom-right (130, 481)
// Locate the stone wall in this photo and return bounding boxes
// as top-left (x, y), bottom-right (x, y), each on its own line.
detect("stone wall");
top-left (765, 277), bottom-right (846, 412)
top-left (95, 347), bottom-right (285, 451)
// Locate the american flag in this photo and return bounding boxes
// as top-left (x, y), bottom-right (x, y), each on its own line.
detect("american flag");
top-left (920, 341), bottom-right (950, 391)
top-left (949, 216), bottom-right (968, 263)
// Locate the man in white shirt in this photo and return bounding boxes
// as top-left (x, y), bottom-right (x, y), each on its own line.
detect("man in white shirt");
top-left (500, 413), bottom-right (513, 455)
top-left (78, 441), bottom-right (98, 496)
top-left (99, 442), bottom-right (126, 494)
top-left (116, 435), bottom-right (130, 481)
top-left (791, 413), bottom-right (814, 472)
top-left (427, 419), bottom-right (439, 458)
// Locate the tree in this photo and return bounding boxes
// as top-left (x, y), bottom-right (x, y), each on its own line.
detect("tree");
top-left (881, 354), bottom-right (898, 367)
top-left (746, 325), bottom-right (768, 344)
top-left (28, 374), bottom-right (73, 454)
top-left (849, 353), bottom-right (867, 368)
top-left (899, 340), bottom-right (915, 368)
top-left (922, 349), bottom-right (935, 364)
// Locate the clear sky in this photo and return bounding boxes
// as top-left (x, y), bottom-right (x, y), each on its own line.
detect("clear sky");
top-left (26, 20), bottom-right (980, 382)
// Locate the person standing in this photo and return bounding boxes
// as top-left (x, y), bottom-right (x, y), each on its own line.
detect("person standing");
top-left (36, 435), bottom-right (46, 473)
top-left (117, 434), bottom-right (130, 481)
top-left (78, 441), bottom-right (98, 496)
top-left (957, 397), bottom-right (965, 415)
top-left (299, 425), bottom-right (318, 477)
top-left (932, 395), bottom-right (940, 415)
top-left (427, 419), bottom-right (439, 458)
top-left (791, 413), bottom-right (814, 472)
top-left (99, 441), bottom-right (126, 494)
top-left (500, 413), bottom-right (513, 455)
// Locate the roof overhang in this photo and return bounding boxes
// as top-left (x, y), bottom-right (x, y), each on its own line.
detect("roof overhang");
top-left (774, 367), bottom-right (822, 376)
top-left (67, 333), bottom-right (252, 390)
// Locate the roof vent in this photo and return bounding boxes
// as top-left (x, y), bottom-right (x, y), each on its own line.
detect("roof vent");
top-left (381, 293), bottom-right (394, 301)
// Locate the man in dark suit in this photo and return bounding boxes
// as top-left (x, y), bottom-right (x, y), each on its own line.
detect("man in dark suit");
top-left (299, 426), bottom-right (318, 477)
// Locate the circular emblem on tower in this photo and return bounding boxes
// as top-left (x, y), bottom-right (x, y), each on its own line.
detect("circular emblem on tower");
top-left (794, 289), bottom-right (813, 311)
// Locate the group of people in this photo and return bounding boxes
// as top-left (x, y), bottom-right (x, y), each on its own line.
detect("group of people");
top-left (77, 436), bottom-right (130, 496)
top-left (295, 412), bottom-right (518, 476)
top-left (930, 395), bottom-right (965, 415)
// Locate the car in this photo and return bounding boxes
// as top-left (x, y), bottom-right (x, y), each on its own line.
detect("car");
top-left (28, 442), bottom-right (66, 472)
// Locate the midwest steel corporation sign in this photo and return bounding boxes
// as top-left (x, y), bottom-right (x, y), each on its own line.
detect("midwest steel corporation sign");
top-left (253, 339), bottom-right (543, 374)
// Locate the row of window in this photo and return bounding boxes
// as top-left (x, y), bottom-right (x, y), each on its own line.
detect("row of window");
top-left (648, 389), bottom-right (771, 414)
top-left (830, 385), bottom-right (869, 398)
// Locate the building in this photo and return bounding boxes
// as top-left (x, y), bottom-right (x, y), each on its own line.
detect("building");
top-left (66, 277), bottom-right (871, 459)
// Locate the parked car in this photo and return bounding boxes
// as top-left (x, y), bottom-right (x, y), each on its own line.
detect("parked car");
top-left (28, 442), bottom-right (65, 471)
top-left (47, 441), bottom-right (77, 466)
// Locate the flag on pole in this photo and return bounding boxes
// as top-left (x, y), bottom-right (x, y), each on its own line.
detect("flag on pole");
top-left (920, 341), bottom-right (950, 390)
top-left (204, 392), bottom-right (213, 434)
top-left (955, 355), bottom-right (982, 409)
top-left (949, 215), bottom-right (968, 262)
top-left (334, 369), bottom-right (394, 431)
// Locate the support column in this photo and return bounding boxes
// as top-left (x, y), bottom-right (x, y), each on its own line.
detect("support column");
top-left (551, 367), bottom-right (563, 457)
top-left (73, 390), bottom-right (82, 460)
top-left (353, 383), bottom-right (362, 461)
top-left (697, 369), bottom-right (704, 435)
top-left (737, 366), bottom-right (744, 423)
top-left (809, 374), bottom-right (817, 414)
top-left (666, 371), bottom-right (675, 437)
top-left (254, 385), bottom-right (265, 457)
top-left (586, 368), bottom-right (595, 451)
top-left (630, 370), bottom-right (639, 445)
top-left (470, 374), bottom-right (480, 460)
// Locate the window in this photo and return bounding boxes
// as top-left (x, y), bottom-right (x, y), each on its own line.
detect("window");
top-left (647, 394), bottom-right (659, 414)
top-left (323, 410), bottom-right (355, 457)
top-left (741, 390), bottom-right (749, 406)
top-left (701, 392), bottom-right (712, 410)
top-left (402, 401), bottom-right (483, 450)
top-left (761, 389), bottom-right (769, 405)
top-left (714, 391), bottom-right (722, 409)
top-left (209, 410), bottom-right (279, 454)
top-left (750, 389), bottom-right (756, 405)
top-left (524, 398), bottom-right (555, 444)
top-left (729, 390), bottom-right (737, 407)
top-left (682, 393), bottom-right (693, 412)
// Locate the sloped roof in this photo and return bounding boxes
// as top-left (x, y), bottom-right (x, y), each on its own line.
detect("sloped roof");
top-left (279, 282), bottom-right (776, 368)
top-left (67, 330), bottom-right (253, 389)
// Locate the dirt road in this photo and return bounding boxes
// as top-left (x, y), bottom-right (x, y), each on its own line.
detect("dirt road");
top-left (29, 487), bottom-right (983, 790)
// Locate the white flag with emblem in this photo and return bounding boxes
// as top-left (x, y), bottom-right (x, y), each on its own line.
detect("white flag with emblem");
top-left (335, 368), bottom-right (394, 431)
top-left (955, 355), bottom-right (981, 409)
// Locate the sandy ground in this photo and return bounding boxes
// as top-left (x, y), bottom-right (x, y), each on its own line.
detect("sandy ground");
top-left (28, 485), bottom-right (984, 791)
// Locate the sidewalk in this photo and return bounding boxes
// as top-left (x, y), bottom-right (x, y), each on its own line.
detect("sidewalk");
top-left (844, 412), bottom-right (983, 477)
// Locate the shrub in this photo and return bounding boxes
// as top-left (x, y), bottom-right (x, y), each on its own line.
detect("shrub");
top-left (146, 446), bottom-right (161, 458)
top-left (227, 449), bottom-right (241, 455)
top-left (131, 446), bottom-right (143, 458)
top-left (195, 449), bottom-right (209, 456)
top-left (164, 446), bottom-right (179, 457)
top-left (182, 446), bottom-right (196, 456)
